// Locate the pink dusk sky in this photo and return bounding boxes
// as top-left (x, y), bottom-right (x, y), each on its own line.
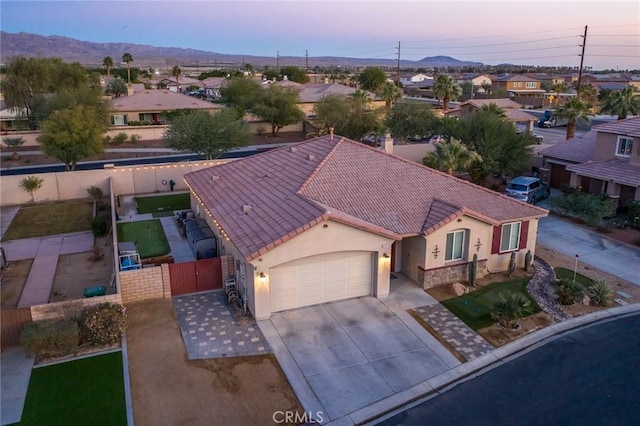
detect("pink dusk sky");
top-left (1, 0), bottom-right (639, 70)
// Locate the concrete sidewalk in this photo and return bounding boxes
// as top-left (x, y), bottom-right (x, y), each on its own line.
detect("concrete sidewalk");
top-left (0, 348), bottom-right (34, 426)
top-left (537, 216), bottom-right (640, 286)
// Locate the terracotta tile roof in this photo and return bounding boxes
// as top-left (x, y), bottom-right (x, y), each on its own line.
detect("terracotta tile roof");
top-left (185, 136), bottom-right (547, 261)
top-left (504, 109), bottom-right (538, 122)
top-left (592, 116), bottom-right (640, 137)
top-left (495, 75), bottom-right (539, 82)
top-left (296, 83), bottom-right (377, 102)
top-left (111, 90), bottom-right (223, 112)
top-left (566, 158), bottom-right (640, 186)
top-left (540, 131), bottom-right (597, 164)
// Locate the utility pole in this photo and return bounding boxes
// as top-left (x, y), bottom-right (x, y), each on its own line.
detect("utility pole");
top-left (577, 25), bottom-right (588, 98)
top-left (396, 41), bottom-right (401, 86)
top-left (276, 50), bottom-right (280, 73)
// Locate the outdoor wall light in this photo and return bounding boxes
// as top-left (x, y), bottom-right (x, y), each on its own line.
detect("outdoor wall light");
top-left (383, 253), bottom-right (390, 259)
top-left (259, 272), bottom-right (266, 279)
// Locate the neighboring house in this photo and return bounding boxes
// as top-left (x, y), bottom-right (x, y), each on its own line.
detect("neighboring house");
top-left (450, 98), bottom-right (538, 131)
top-left (399, 73), bottom-right (433, 86)
top-left (541, 117), bottom-right (640, 208)
top-left (200, 77), bottom-right (227, 100)
top-left (492, 75), bottom-right (546, 107)
top-left (109, 90), bottom-right (223, 125)
top-left (295, 83), bottom-right (382, 118)
top-left (184, 135), bottom-right (547, 319)
top-left (0, 100), bottom-right (28, 131)
top-left (454, 73), bottom-right (492, 93)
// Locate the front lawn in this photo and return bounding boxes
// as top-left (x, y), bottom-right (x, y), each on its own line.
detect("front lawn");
top-left (441, 280), bottom-right (541, 331)
top-left (135, 193), bottom-right (190, 216)
top-left (116, 219), bottom-right (170, 258)
top-left (18, 352), bottom-right (126, 425)
top-left (555, 267), bottom-right (595, 287)
top-left (2, 201), bottom-right (93, 241)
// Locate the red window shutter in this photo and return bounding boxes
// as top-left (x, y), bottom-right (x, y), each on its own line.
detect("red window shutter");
top-left (519, 221), bottom-right (529, 250)
top-left (491, 225), bottom-right (501, 254)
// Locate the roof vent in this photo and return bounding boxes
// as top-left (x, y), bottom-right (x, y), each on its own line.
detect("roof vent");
top-left (241, 204), bottom-right (252, 214)
top-left (307, 154), bottom-right (316, 161)
top-left (289, 146), bottom-right (297, 153)
top-left (211, 175), bottom-right (220, 182)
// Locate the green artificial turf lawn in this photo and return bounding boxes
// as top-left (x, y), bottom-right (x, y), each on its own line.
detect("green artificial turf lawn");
top-left (116, 219), bottom-right (170, 258)
top-left (18, 352), bottom-right (126, 426)
top-left (441, 280), bottom-right (541, 331)
top-left (135, 193), bottom-right (190, 214)
top-left (554, 267), bottom-right (595, 287)
top-left (2, 201), bottom-right (93, 241)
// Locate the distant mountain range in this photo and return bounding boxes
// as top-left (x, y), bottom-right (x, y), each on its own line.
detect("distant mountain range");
top-left (0, 31), bottom-right (483, 69)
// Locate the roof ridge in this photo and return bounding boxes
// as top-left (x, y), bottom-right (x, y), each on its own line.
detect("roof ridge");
top-left (297, 136), bottom-right (343, 193)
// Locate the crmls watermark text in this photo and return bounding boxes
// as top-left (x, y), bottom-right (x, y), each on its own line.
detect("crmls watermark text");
top-left (273, 410), bottom-right (324, 424)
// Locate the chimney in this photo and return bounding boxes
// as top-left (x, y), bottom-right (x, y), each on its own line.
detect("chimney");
top-left (329, 127), bottom-right (334, 141)
top-left (283, 75), bottom-right (288, 81)
top-left (383, 133), bottom-right (393, 154)
top-left (127, 83), bottom-right (134, 96)
top-left (324, 77), bottom-right (329, 84)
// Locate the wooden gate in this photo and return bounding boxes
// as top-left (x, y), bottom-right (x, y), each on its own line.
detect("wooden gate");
top-left (1, 308), bottom-right (33, 350)
top-left (169, 258), bottom-right (222, 296)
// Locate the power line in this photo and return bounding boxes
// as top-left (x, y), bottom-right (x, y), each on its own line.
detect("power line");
top-left (403, 45), bottom-right (578, 56)
top-left (403, 35), bottom-right (578, 50)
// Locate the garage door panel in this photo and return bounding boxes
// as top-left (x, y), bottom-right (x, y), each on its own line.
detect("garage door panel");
top-left (270, 252), bottom-right (373, 313)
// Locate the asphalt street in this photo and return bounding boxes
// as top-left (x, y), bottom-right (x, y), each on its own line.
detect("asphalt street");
top-left (376, 313), bottom-right (640, 426)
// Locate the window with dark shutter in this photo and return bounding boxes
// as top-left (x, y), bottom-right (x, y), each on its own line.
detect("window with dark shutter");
top-left (491, 225), bottom-right (501, 254)
top-left (519, 220), bottom-right (529, 250)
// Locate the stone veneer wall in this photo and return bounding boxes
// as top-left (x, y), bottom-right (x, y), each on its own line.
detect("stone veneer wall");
top-left (119, 264), bottom-right (170, 304)
top-left (31, 294), bottom-right (122, 321)
top-left (419, 260), bottom-right (489, 288)
top-left (220, 255), bottom-right (235, 282)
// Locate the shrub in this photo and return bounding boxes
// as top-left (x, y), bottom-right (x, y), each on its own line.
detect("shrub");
top-left (20, 319), bottom-right (79, 360)
top-left (628, 201), bottom-right (640, 230)
top-left (111, 132), bottom-right (128, 144)
top-left (549, 192), bottom-right (616, 227)
top-left (103, 135), bottom-right (112, 144)
top-left (130, 134), bottom-right (141, 143)
top-left (555, 279), bottom-right (584, 305)
top-left (82, 303), bottom-right (126, 346)
top-left (91, 216), bottom-right (108, 237)
top-left (586, 280), bottom-right (614, 307)
top-left (490, 292), bottom-right (531, 330)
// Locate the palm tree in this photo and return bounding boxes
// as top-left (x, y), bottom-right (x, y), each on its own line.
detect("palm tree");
top-left (103, 56), bottom-right (113, 77)
top-left (433, 75), bottom-right (462, 112)
top-left (480, 81), bottom-right (492, 94)
top-left (578, 83), bottom-right (597, 105)
top-left (378, 81), bottom-right (403, 117)
top-left (20, 175), bottom-right (44, 202)
top-left (3, 136), bottom-right (25, 160)
top-left (171, 65), bottom-right (182, 86)
top-left (550, 82), bottom-right (569, 106)
top-left (423, 138), bottom-right (482, 175)
top-left (490, 292), bottom-right (531, 330)
top-left (600, 85), bottom-right (640, 120)
top-left (348, 89), bottom-right (371, 116)
top-left (554, 97), bottom-right (592, 139)
top-left (122, 52), bottom-right (133, 83)
top-left (479, 103), bottom-right (506, 118)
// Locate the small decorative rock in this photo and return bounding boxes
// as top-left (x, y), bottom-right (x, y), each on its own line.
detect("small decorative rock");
top-left (527, 257), bottom-right (571, 322)
top-left (582, 295), bottom-right (591, 306)
top-left (451, 282), bottom-right (467, 296)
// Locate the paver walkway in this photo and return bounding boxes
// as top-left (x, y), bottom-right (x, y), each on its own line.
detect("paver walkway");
top-left (173, 290), bottom-right (271, 359)
top-left (412, 304), bottom-right (493, 361)
top-left (160, 215), bottom-right (195, 263)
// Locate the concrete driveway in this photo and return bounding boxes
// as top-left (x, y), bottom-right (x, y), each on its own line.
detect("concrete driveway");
top-left (259, 296), bottom-right (460, 422)
top-left (537, 216), bottom-right (640, 286)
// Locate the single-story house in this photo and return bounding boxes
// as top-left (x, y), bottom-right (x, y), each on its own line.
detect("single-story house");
top-left (109, 90), bottom-right (223, 125)
top-left (184, 134), bottom-right (547, 319)
top-left (448, 98), bottom-right (538, 131)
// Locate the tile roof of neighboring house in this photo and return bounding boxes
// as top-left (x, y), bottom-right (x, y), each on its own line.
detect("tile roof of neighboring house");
top-left (525, 73), bottom-right (553, 81)
top-left (184, 136), bottom-right (547, 261)
top-left (595, 83), bottom-right (629, 91)
top-left (462, 99), bottom-right (522, 109)
top-left (274, 79), bottom-right (303, 88)
top-left (592, 116), bottom-right (640, 137)
top-left (201, 77), bottom-right (227, 88)
top-left (539, 131), bottom-right (597, 164)
top-left (296, 83), bottom-right (377, 102)
top-left (504, 109), bottom-right (538, 122)
top-left (110, 90), bottom-right (223, 112)
top-left (165, 76), bottom-right (201, 86)
top-left (567, 158), bottom-right (640, 187)
top-left (583, 74), bottom-right (629, 82)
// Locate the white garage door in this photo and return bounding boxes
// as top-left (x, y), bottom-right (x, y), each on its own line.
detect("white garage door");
top-left (270, 251), bottom-right (373, 313)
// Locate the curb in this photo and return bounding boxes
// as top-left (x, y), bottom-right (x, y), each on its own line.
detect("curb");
top-left (121, 334), bottom-right (135, 426)
top-left (330, 303), bottom-right (640, 426)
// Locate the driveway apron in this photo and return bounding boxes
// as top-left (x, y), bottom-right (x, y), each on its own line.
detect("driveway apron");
top-left (259, 297), bottom-right (460, 422)
top-left (537, 216), bottom-right (640, 286)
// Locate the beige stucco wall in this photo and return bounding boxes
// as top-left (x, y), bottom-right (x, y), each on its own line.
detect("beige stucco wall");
top-left (30, 294), bottom-right (123, 321)
top-left (1, 160), bottom-right (228, 206)
top-left (2, 126), bottom-right (170, 147)
top-left (392, 143), bottom-right (436, 163)
top-left (593, 132), bottom-right (639, 165)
